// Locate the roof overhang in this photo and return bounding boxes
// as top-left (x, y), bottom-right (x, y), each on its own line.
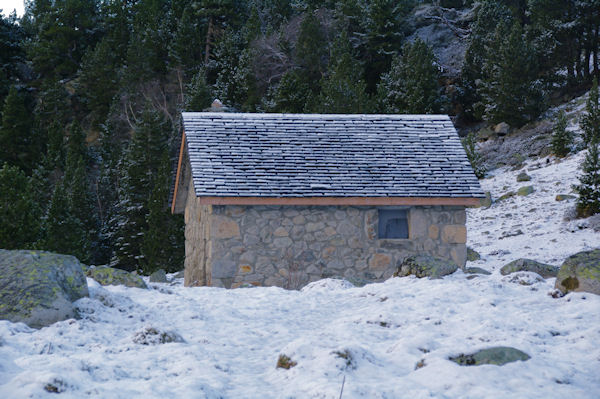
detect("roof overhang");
top-left (195, 196), bottom-right (480, 206)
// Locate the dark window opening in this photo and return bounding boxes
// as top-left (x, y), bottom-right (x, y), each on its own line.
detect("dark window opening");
top-left (378, 209), bottom-right (408, 239)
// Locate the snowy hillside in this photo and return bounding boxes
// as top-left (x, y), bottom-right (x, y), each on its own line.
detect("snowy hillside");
top-left (1, 154), bottom-right (599, 398)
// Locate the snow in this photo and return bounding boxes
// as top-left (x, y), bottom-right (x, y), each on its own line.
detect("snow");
top-left (1, 154), bottom-right (600, 398)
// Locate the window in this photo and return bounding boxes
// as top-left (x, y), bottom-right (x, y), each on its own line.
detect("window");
top-left (378, 209), bottom-right (408, 239)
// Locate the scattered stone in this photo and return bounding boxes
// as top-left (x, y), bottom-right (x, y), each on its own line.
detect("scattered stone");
top-left (502, 271), bottom-right (545, 286)
top-left (415, 359), bottom-right (426, 370)
top-left (149, 269), bottom-right (168, 283)
top-left (132, 326), bottom-right (184, 345)
top-left (516, 172), bottom-right (531, 182)
top-left (500, 229), bottom-right (524, 239)
top-left (276, 354), bottom-right (297, 369)
top-left (0, 250), bottom-right (89, 328)
top-left (173, 270), bottom-right (185, 279)
top-left (467, 247), bottom-right (481, 261)
top-left (500, 259), bottom-right (559, 278)
top-left (465, 267), bottom-right (491, 275)
top-left (555, 194), bottom-right (576, 201)
top-left (395, 255), bottom-right (459, 279)
top-left (494, 122), bottom-right (510, 135)
top-left (517, 186), bottom-right (535, 196)
top-left (87, 266), bottom-right (147, 289)
top-left (477, 127), bottom-right (496, 141)
top-left (498, 191), bottom-right (515, 201)
top-left (555, 249), bottom-right (600, 295)
top-left (450, 347), bottom-right (530, 366)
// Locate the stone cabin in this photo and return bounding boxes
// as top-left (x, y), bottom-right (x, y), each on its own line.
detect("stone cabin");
top-left (171, 113), bottom-right (484, 288)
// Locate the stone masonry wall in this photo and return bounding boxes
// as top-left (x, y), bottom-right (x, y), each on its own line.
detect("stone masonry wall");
top-left (202, 205), bottom-right (466, 289)
top-left (183, 182), bottom-right (212, 287)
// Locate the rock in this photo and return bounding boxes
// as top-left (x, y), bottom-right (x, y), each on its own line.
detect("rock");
top-left (449, 347), bottom-right (530, 366)
top-left (87, 266), bottom-right (147, 289)
top-left (475, 192), bottom-right (492, 208)
top-left (368, 253), bottom-right (392, 270)
top-left (555, 249), bottom-right (600, 295)
top-left (498, 191), bottom-right (515, 201)
top-left (441, 225), bottom-right (467, 244)
top-left (395, 255), bottom-right (458, 279)
top-left (467, 247), bottom-right (481, 261)
top-left (173, 270), bottom-right (185, 279)
top-left (149, 269), bottom-right (168, 283)
top-left (517, 186), bottom-right (535, 196)
top-left (465, 267), bottom-right (491, 275)
top-left (555, 194), bottom-right (576, 201)
top-left (477, 127), bottom-right (497, 141)
top-left (500, 258), bottom-right (558, 278)
top-left (494, 122), bottom-right (511, 135)
top-left (132, 326), bottom-right (184, 345)
top-left (502, 271), bottom-right (545, 285)
top-left (0, 250), bottom-right (89, 328)
top-left (516, 172), bottom-right (531, 182)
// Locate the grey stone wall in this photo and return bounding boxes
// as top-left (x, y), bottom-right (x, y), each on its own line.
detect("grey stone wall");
top-left (202, 205), bottom-right (466, 289)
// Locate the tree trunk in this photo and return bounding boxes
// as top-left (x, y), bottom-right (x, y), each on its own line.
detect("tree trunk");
top-left (204, 16), bottom-right (214, 64)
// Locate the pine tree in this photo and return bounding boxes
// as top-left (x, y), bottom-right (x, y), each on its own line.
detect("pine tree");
top-left (317, 31), bottom-right (372, 113)
top-left (480, 21), bottom-right (544, 127)
top-left (377, 38), bottom-right (445, 114)
top-left (581, 77), bottom-right (600, 146)
top-left (185, 70), bottom-right (213, 111)
top-left (551, 111), bottom-right (572, 157)
top-left (0, 86), bottom-right (37, 174)
top-left (113, 105), bottom-right (169, 271)
top-left (576, 141), bottom-right (600, 218)
top-left (170, 5), bottom-right (204, 75)
top-left (266, 69), bottom-right (313, 113)
top-left (0, 164), bottom-right (42, 249)
top-left (141, 151), bottom-right (184, 274)
top-left (295, 9), bottom-right (327, 84)
top-left (462, 132), bottom-right (486, 179)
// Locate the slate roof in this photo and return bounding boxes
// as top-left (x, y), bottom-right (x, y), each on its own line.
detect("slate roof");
top-left (181, 113), bottom-right (484, 198)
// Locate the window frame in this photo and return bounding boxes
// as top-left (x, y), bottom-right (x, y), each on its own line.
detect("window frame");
top-left (377, 208), bottom-right (410, 240)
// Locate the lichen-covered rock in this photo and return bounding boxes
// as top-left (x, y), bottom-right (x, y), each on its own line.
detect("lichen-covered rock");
top-left (0, 249), bottom-right (89, 328)
top-left (87, 266), bottom-right (147, 289)
top-left (555, 249), bottom-right (600, 295)
top-left (500, 258), bottom-right (558, 278)
top-left (467, 247), bottom-right (481, 261)
top-left (555, 194), bottom-right (576, 201)
top-left (517, 186), bottom-right (535, 196)
top-left (475, 192), bottom-right (492, 208)
top-left (395, 255), bottom-right (458, 279)
top-left (465, 267), bottom-right (491, 275)
top-left (149, 269), bottom-right (167, 283)
top-left (516, 172), bottom-right (531, 182)
top-left (450, 347), bottom-right (530, 366)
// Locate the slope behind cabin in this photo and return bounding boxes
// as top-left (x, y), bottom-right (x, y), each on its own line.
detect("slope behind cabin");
top-left (171, 112), bottom-right (484, 288)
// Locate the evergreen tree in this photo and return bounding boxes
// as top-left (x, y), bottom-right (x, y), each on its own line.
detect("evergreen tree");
top-left (480, 21), bottom-right (544, 127)
top-left (170, 4), bottom-right (204, 75)
top-left (377, 38), bottom-right (445, 114)
top-left (462, 132), bottom-right (486, 179)
top-left (0, 12), bottom-right (25, 105)
top-left (317, 31), bottom-right (372, 113)
top-left (576, 141), bottom-right (600, 218)
top-left (185, 70), bottom-right (213, 111)
top-left (141, 151), bottom-right (184, 274)
top-left (581, 78), bottom-right (600, 146)
top-left (266, 69), bottom-right (313, 113)
top-left (0, 86), bottom-right (38, 174)
top-left (551, 111), bottom-right (572, 157)
top-left (0, 164), bottom-right (42, 249)
top-left (113, 105), bottom-right (169, 271)
top-left (295, 9), bottom-right (327, 84)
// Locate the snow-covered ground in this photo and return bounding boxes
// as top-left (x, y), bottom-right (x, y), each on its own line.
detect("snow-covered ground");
top-left (1, 154), bottom-right (599, 398)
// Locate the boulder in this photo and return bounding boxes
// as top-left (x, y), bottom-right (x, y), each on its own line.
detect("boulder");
top-left (517, 186), bottom-right (535, 196)
top-left (555, 249), bottom-right (600, 295)
top-left (0, 250), bottom-right (89, 328)
top-left (494, 122), bottom-right (511, 135)
top-left (450, 347), bottom-right (530, 366)
top-left (395, 255), bottom-right (458, 279)
top-left (87, 266), bottom-right (147, 289)
top-left (498, 191), bottom-right (515, 201)
top-left (465, 267), bottom-right (491, 275)
top-left (516, 172), bottom-right (531, 182)
top-left (467, 247), bottom-right (481, 261)
top-left (149, 269), bottom-right (167, 283)
top-left (502, 271), bottom-right (545, 286)
top-left (475, 192), bottom-right (492, 208)
top-left (500, 258), bottom-right (559, 278)
top-left (555, 194), bottom-right (576, 201)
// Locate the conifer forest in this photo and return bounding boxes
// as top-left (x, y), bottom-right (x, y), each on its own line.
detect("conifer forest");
top-left (1, 0), bottom-right (599, 274)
